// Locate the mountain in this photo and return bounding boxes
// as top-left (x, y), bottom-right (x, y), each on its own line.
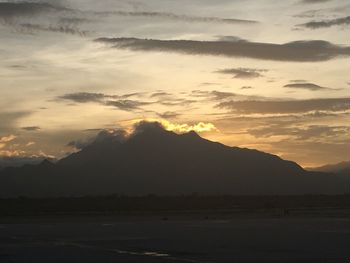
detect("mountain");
top-left (0, 122), bottom-right (347, 197)
top-left (309, 161), bottom-right (350, 177)
top-left (0, 156), bottom-right (47, 168)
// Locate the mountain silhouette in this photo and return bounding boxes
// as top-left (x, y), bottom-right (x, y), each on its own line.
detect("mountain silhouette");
top-left (0, 122), bottom-right (347, 197)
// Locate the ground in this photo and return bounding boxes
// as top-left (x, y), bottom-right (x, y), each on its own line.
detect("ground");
top-left (1, 214), bottom-right (350, 262)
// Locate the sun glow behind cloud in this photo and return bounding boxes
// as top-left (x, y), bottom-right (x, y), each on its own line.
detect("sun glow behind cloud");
top-left (120, 118), bottom-right (218, 134)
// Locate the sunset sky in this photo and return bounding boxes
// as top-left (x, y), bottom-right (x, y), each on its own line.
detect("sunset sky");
top-left (1, 0), bottom-right (350, 167)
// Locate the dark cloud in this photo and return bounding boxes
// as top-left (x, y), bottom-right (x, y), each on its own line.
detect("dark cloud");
top-left (150, 92), bottom-right (172, 98)
top-left (21, 126), bottom-right (41, 132)
top-left (94, 129), bottom-right (128, 143)
top-left (95, 37), bottom-right (350, 62)
top-left (300, 0), bottom-right (332, 3)
top-left (157, 111), bottom-right (180, 119)
top-left (120, 92), bottom-right (144, 98)
top-left (284, 82), bottom-right (331, 91)
top-left (94, 11), bottom-right (258, 25)
top-left (58, 92), bottom-right (117, 103)
top-left (199, 82), bottom-right (221, 86)
top-left (191, 90), bottom-right (259, 102)
top-left (0, 2), bottom-right (67, 21)
top-left (105, 99), bottom-right (152, 111)
top-left (298, 16), bottom-right (350, 29)
top-left (17, 23), bottom-right (88, 36)
top-left (58, 92), bottom-right (152, 111)
top-left (216, 98), bottom-right (350, 114)
top-left (215, 68), bottom-right (267, 79)
top-left (0, 2), bottom-right (89, 36)
top-left (67, 139), bottom-right (91, 150)
top-left (132, 121), bottom-right (165, 135)
top-left (57, 92), bottom-right (193, 111)
top-left (68, 129), bottom-right (128, 150)
top-left (290, 80), bottom-right (309, 83)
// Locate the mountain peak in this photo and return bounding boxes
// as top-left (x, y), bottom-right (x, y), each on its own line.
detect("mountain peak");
top-left (182, 130), bottom-right (201, 138)
top-left (2, 121), bottom-right (342, 197)
top-left (133, 121), bottom-right (168, 135)
top-left (40, 159), bottom-right (54, 167)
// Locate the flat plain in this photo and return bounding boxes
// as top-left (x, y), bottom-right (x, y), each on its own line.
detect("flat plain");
top-left (1, 213), bottom-right (350, 263)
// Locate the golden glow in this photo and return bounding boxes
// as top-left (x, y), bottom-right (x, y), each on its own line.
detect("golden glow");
top-left (120, 118), bottom-right (218, 134)
top-left (0, 135), bottom-right (16, 143)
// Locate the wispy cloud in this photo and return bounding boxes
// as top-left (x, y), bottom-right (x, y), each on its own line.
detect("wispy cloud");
top-left (17, 23), bottom-right (88, 36)
top-left (95, 37), bottom-right (350, 62)
top-left (298, 16), bottom-right (350, 29)
top-left (58, 92), bottom-right (153, 112)
top-left (94, 10), bottom-right (258, 25)
top-left (216, 98), bottom-right (350, 114)
top-left (157, 111), bottom-right (180, 119)
top-left (283, 82), bottom-right (332, 91)
top-left (215, 68), bottom-right (267, 79)
top-left (21, 126), bottom-right (41, 132)
top-left (300, 0), bottom-right (333, 4)
top-left (0, 2), bottom-right (68, 21)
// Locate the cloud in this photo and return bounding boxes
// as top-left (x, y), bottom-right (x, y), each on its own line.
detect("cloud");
top-left (248, 125), bottom-right (349, 140)
top-left (21, 126), bottom-right (41, 131)
top-left (0, 135), bottom-right (16, 143)
top-left (298, 16), bottom-right (350, 29)
top-left (58, 92), bottom-right (153, 111)
top-left (17, 23), bottom-right (88, 36)
top-left (150, 91), bottom-right (172, 98)
top-left (300, 0), bottom-right (332, 3)
top-left (163, 121), bottom-right (217, 133)
top-left (192, 90), bottom-right (236, 100)
top-left (105, 99), bottom-right (152, 111)
top-left (0, 2), bottom-right (88, 36)
top-left (95, 37), bottom-right (350, 62)
top-left (0, 2), bottom-right (67, 21)
top-left (26, 141), bottom-right (35, 147)
top-left (191, 90), bottom-right (261, 103)
top-left (94, 10), bottom-right (258, 25)
top-left (216, 98), bottom-right (350, 114)
top-left (215, 68), bottom-right (267, 79)
top-left (157, 111), bottom-right (180, 119)
top-left (158, 98), bottom-right (196, 107)
top-left (58, 92), bottom-right (117, 103)
top-left (68, 120), bottom-right (217, 151)
top-left (133, 120), bottom-right (217, 134)
top-left (68, 129), bottom-right (128, 150)
top-left (58, 92), bottom-right (193, 111)
top-left (283, 82), bottom-right (331, 91)
top-left (67, 139), bottom-right (92, 150)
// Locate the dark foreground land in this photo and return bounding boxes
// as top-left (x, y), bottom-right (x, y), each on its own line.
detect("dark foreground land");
top-left (1, 195), bottom-right (350, 262)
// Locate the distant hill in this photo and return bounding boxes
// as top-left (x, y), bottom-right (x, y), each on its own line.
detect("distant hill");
top-left (0, 156), bottom-right (47, 169)
top-left (309, 161), bottom-right (350, 177)
top-left (0, 122), bottom-right (347, 197)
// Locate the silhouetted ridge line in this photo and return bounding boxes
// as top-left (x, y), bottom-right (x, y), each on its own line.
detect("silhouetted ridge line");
top-left (0, 121), bottom-right (346, 197)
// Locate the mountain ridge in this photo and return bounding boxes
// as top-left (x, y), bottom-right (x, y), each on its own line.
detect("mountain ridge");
top-left (0, 122), bottom-right (346, 197)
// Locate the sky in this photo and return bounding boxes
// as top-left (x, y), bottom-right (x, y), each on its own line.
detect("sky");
top-left (0, 0), bottom-right (350, 167)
